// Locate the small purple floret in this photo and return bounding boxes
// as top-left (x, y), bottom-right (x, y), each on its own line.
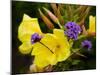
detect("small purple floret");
top-left (31, 33), bottom-right (42, 44)
top-left (81, 40), bottom-right (92, 50)
top-left (65, 22), bottom-right (76, 29)
top-left (64, 22), bottom-right (81, 40)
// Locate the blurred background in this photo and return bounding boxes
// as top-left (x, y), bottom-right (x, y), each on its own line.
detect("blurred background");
top-left (12, 1), bottom-right (96, 74)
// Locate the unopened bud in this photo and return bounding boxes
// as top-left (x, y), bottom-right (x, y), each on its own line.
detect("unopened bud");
top-left (30, 64), bottom-right (37, 72)
top-left (30, 64), bottom-right (44, 73)
top-left (43, 7), bottom-right (59, 24)
top-left (38, 9), bottom-right (54, 29)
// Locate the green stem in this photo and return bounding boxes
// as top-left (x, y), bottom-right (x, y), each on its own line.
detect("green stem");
top-left (70, 49), bottom-right (80, 56)
top-left (67, 48), bottom-right (86, 59)
top-left (77, 35), bottom-right (87, 40)
top-left (58, 22), bottom-right (63, 29)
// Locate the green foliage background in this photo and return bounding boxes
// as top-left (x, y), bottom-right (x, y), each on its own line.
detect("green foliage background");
top-left (12, 1), bottom-right (96, 74)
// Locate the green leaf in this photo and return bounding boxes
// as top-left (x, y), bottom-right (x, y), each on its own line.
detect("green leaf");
top-left (69, 39), bottom-right (73, 48)
top-left (72, 60), bottom-right (80, 65)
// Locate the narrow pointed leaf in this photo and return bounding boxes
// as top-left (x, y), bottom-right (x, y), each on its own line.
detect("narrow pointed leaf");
top-left (66, 5), bottom-right (73, 21)
top-left (78, 6), bottom-right (88, 16)
top-left (57, 6), bottom-right (64, 25)
top-left (79, 7), bottom-right (91, 21)
top-left (50, 3), bottom-right (58, 16)
top-left (74, 6), bottom-right (84, 15)
top-left (78, 7), bottom-right (91, 25)
top-left (75, 52), bottom-right (87, 58)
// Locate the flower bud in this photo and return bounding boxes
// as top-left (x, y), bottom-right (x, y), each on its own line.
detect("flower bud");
top-left (87, 16), bottom-right (96, 36)
top-left (43, 7), bottom-right (59, 24)
top-left (38, 9), bottom-right (54, 29)
top-left (30, 64), bottom-right (37, 72)
top-left (30, 64), bottom-right (44, 72)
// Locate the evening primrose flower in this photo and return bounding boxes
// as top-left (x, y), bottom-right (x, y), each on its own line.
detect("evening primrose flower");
top-left (18, 14), bottom-right (70, 70)
top-left (31, 29), bottom-right (70, 69)
top-left (18, 14), bottom-right (42, 42)
top-left (18, 14), bottom-right (42, 54)
top-left (88, 15), bottom-right (96, 35)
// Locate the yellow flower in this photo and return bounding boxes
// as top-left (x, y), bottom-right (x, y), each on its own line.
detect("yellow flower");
top-left (18, 14), bottom-right (42, 54)
top-left (31, 29), bottom-right (70, 69)
top-left (88, 15), bottom-right (96, 34)
top-left (18, 14), bottom-right (70, 70)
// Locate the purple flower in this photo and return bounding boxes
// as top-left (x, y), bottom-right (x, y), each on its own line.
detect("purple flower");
top-left (64, 22), bottom-right (81, 40)
top-left (65, 22), bottom-right (75, 29)
top-left (73, 25), bottom-right (81, 34)
top-left (31, 33), bottom-right (42, 44)
top-left (64, 29), bottom-right (78, 40)
top-left (81, 40), bottom-right (92, 50)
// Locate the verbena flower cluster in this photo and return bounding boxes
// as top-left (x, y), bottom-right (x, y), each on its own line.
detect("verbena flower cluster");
top-left (31, 33), bottom-right (42, 44)
top-left (81, 40), bottom-right (92, 50)
top-left (64, 22), bottom-right (81, 40)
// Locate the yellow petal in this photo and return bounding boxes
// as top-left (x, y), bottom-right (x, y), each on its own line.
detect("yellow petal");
top-left (33, 55), bottom-right (50, 68)
top-left (53, 29), bottom-right (65, 38)
top-left (18, 14), bottom-right (42, 42)
top-left (40, 34), bottom-right (57, 52)
top-left (53, 29), bottom-right (69, 47)
top-left (88, 15), bottom-right (96, 33)
top-left (19, 42), bottom-right (32, 54)
top-left (31, 42), bottom-right (57, 66)
top-left (55, 46), bottom-right (70, 62)
top-left (23, 14), bottom-right (32, 20)
top-left (34, 54), bottom-right (57, 68)
top-left (19, 34), bottom-right (31, 43)
top-left (53, 29), bottom-right (66, 41)
top-left (48, 54), bottom-right (57, 65)
top-left (31, 42), bottom-right (52, 55)
top-left (53, 29), bottom-right (70, 61)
